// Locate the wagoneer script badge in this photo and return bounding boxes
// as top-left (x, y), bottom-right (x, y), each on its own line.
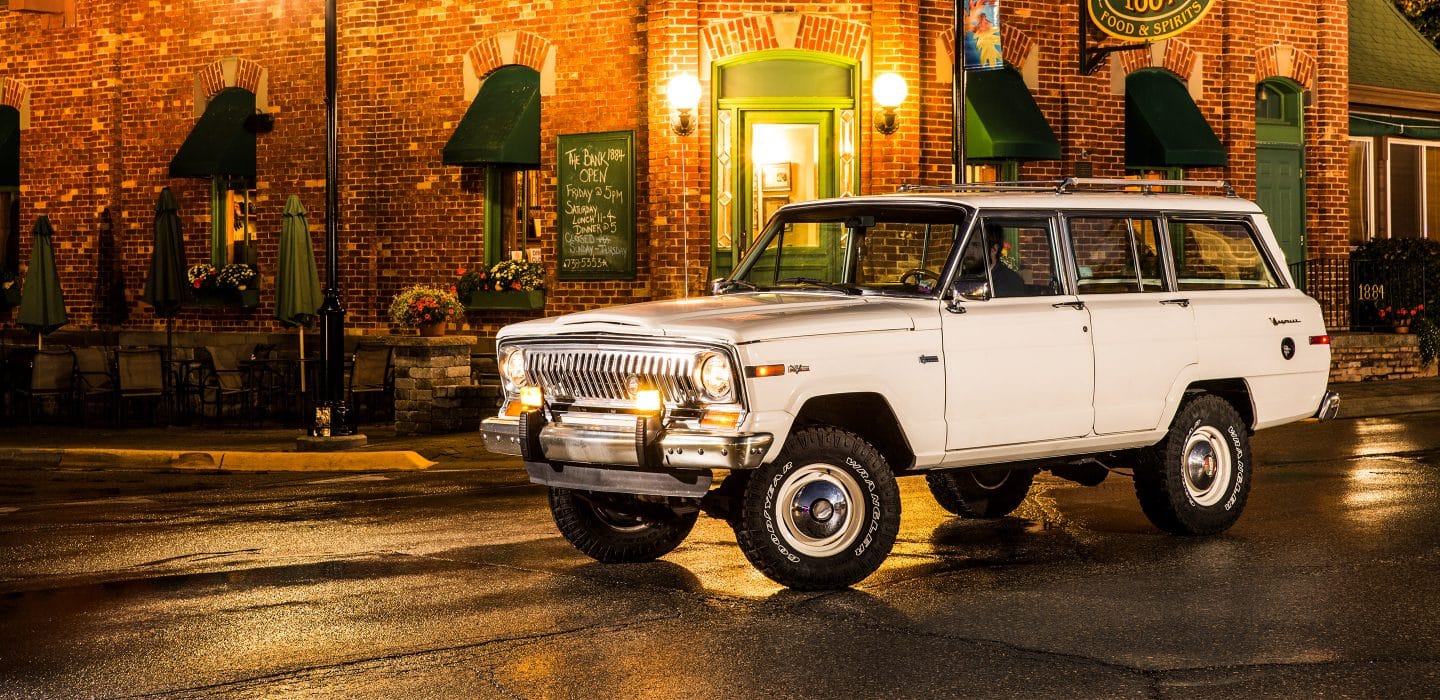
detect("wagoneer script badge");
top-left (1270, 317), bottom-right (1301, 326)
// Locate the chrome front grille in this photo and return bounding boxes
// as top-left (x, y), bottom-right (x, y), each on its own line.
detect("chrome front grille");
top-left (526, 346), bottom-right (703, 407)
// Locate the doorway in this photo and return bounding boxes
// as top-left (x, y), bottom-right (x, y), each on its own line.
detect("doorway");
top-left (711, 52), bottom-right (858, 278)
top-left (1255, 79), bottom-right (1306, 269)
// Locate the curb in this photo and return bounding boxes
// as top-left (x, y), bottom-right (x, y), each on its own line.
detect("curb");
top-left (0, 448), bottom-right (435, 472)
top-left (1341, 392), bottom-right (1440, 419)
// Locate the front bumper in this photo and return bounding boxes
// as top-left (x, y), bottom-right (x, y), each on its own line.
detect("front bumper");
top-left (481, 413), bottom-right (773, 471)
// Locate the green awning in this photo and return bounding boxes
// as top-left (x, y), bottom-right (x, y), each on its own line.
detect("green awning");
top-left (1351, 112), bottom-right (1440, 139)
top-left (1125, 70), bottom-right (1227, 168)
top-left (965, 66), bottom-right (1060, 161)
top-left (0, 105), bottom-right (18, 188)
top-left (169, 87), bottom-right (257, 179)
top-left (443, 65), bottom-right (540, 167)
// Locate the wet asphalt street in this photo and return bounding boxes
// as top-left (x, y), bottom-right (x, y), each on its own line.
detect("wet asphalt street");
top-left (2, 413), bottom-right (1439, 699)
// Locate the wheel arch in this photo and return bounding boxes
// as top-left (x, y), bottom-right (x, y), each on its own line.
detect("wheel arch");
top-left (786, 392), bottom-right (916, 471)
top-left (1181, 378), bottom-right (1256, 430)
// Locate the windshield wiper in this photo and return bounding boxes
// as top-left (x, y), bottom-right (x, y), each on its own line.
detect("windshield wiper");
top-left (776, 277), bottom-right (863, 295)
top-left (713, 279), bottom-right (758, 294)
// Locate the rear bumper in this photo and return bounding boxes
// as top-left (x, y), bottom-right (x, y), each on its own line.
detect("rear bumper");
top-left (1313, 390), bottom-right (1340, 422)
top-left (481, 413), bottom-right (773, 471)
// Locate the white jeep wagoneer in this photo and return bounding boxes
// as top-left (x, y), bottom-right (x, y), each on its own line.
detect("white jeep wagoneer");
top-left (482, 178), bottom-right (1339, 590)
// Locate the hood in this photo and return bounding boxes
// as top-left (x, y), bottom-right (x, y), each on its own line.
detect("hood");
top-left (499, 292), bottom-right (920, 344)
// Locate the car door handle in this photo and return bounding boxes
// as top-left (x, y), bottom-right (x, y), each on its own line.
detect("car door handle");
top-left (1052, 300), bottom-right (1086, 310)
top-left (1160, 298), bottom-right (1191, 307)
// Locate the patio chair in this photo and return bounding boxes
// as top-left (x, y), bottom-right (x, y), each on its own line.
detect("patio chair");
top-left (199, 345), bottom-right (257, 426)
top-left (115, 347), bottom-right (168, 427)
top-left (14, 348), bottom-right (74, 423)
top-left (72, 346), bottom-right (115, 425)
top-left (347, 344), bottom-right (393, 424)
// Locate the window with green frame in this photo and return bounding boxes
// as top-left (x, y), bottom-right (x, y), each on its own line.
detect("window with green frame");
top-left (209, 175), bottom-right (256, 268)
top-left (483, 167), bottom-right (536, 266)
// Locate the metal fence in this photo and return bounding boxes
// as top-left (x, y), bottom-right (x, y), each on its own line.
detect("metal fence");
top-left (1289, 257), bottom-right (1433, 332)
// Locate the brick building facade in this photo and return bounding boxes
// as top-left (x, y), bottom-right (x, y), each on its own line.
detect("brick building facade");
top-left (0, 0), bottom-right (1348, 342)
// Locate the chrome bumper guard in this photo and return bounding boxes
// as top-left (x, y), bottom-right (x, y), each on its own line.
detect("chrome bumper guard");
top-left (481, 413), bottom-right (773, 472)
top-left (1314, 390), bottom-right (1341, 422)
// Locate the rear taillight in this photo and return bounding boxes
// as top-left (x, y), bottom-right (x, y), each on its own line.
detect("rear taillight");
top-left (1309, 335), bottom-right (1330, 345)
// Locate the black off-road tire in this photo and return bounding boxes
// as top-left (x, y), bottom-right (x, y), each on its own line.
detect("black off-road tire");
top-left (549, 488), bottom-right (698, 563)
top-left (1134, 395), bottom-right (1251, 535)
top-left (734, 427), bottom-right (901, 591)
top-left (926, 468), bottom-right (1034, 518)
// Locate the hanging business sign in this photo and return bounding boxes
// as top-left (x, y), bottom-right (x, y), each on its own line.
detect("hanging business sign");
top-left (1087, 0), bottom-right (1216, 42)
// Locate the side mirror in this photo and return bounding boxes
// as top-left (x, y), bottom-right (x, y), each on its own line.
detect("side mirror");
top-left (711, 278), bottom-right (726, 295)
top-left (951, 278), bottom-right (991, 302)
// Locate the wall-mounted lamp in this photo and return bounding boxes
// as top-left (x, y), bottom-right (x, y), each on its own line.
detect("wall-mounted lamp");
top-left (668, 74), bottom-right (701, 136)
top-left (874, 72), bottom-right (907, 135)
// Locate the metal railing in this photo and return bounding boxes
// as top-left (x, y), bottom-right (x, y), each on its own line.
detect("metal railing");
top-left (1289, 257), bottom-right (1432, 332)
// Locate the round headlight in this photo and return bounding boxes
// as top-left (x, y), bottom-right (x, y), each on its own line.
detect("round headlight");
top-left (500, 347), bottom-right (528, 390)
top-left (696, 352), bottom-right (733, 402)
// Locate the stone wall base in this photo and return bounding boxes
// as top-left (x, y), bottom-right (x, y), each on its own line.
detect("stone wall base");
top-left (1331, 333), bottom-right (1438, 383)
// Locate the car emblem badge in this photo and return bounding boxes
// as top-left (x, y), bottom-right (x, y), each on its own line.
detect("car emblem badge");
top-left (626, 375), bottom-right (641, 399)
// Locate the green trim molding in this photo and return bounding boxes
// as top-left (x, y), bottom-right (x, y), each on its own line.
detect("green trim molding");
top-left (443, 65), bottom-right (540, 167)
top-left (464, 290), bottom-right (544, 311)
top-left (169, 88), bottom-right (257, 179)
top-left (1125, 70), bottom-right (1226, 168)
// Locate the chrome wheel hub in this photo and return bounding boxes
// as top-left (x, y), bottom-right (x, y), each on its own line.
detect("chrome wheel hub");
top-left (776, 463), bottom-right (865, 557)
top-left (1182, 426), bottom-right (1232, 507)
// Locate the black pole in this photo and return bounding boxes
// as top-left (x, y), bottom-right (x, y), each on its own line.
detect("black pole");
top-left (952, 0), bottom-right (966, 185)
top-left (311, 0), bottom-right (353, 437)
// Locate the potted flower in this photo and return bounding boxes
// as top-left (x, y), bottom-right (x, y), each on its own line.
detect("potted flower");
top-left (459, 260), bottom-right (547, 311)
top-left (389, 284), bottom-right (464, 336)
top-left (190, 262), bottom-right (261, 309)
top-left (1378, 303), bottom-right (1425, 334)
top-left (0, 270), bottom-right (20, 308)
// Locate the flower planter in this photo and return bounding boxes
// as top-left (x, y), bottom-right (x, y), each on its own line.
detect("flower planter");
top-left (193, 288), bottom-right (261, 309)
top-left (465, 290), bottom-right (545, 311)
top-left (418, 321), bottom-right (446, 337)
top-left (1, 285), bottom-right (19, 309)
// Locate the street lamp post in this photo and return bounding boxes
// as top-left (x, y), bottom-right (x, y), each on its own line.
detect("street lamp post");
top-left (310, 0), bottom-right (354, 438)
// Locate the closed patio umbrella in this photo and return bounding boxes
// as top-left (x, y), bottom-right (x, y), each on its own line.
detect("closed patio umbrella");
top-left (16, 215), bottom-right (67, 349)
top-left (143, 187), bottom-right (188, 361)
top-left (275, 195), bottom-right (322, 390)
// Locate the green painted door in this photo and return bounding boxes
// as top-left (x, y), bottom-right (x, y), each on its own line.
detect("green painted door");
top-left (1257, 145), bottom-right (1305, 268)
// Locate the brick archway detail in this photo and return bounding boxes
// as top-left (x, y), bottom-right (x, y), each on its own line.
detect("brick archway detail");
top-left (703, 15), bottom-right (870, 62)
top-left (1255, 44), bottom-right (1316, 89)
top-left (464, 31), bottom-right (556, 98)
top-left (1118, 39), bottom-right (1199, 82)
top-left (197, 57), bottom-right (267, 99)
top-left (0, 77), bottom-right (30, 110)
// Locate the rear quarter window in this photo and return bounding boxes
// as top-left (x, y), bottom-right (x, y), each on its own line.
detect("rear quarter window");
top-left (1171, 219), bottom-right (1281, 291)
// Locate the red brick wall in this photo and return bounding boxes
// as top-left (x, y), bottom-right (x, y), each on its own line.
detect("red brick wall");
top-left (1, 0), bottom-right (1349, 340)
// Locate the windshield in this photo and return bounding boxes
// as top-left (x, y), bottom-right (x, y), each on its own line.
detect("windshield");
top-left (722, 204), bottom-right (967, 296)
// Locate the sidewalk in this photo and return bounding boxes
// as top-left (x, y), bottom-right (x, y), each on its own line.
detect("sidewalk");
top-left (1, 377), bottom-right (1437, 472)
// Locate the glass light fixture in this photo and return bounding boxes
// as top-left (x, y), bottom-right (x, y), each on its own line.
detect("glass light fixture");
top-left (668, 74), bottom-right (702, 136)
top-left (873, 72), bottom-right (908, 135)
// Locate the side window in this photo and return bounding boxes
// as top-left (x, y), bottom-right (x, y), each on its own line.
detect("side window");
top-left (1069, 216), bottom-right (1165, 294)
top-left (1172, 219), bottom-right (1281, 290)
top-left (956, 216), bottom-right (1061, 299)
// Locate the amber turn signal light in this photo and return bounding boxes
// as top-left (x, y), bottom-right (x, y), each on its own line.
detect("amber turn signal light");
top-left (746, 364), bottom-right (785, 378)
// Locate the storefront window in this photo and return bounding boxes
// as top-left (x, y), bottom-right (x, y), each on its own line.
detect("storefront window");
top-left (1348, 138), bottom-right (1374, 242)
top-left (0, 190), bottom-right (17, 275)
top-left (1388, 141), bottom-right (1425, 239)
top-left (210, 176), bottom-right (256, 267)
top-left (964, 162), bottom-right (1018, 183)
top-left (485, 167), bottom-right (536, 266)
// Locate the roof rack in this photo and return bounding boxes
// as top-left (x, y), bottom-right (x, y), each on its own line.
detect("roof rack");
top-left (898, 177), bottom-right (1236, 198)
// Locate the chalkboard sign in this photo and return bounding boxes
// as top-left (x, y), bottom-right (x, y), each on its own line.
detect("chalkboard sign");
top-left (557, 130), bottom-right (635, 280)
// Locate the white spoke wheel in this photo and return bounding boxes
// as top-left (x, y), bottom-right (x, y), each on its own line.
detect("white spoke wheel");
top-left (1135, 395), bottom-right (1251, 535)
top-left (549, 488), bottom-right (698, 563)
top-left (734, 427), bottom-right (900, 590)
top-left (926, 468), bottom-right (1034, 518)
